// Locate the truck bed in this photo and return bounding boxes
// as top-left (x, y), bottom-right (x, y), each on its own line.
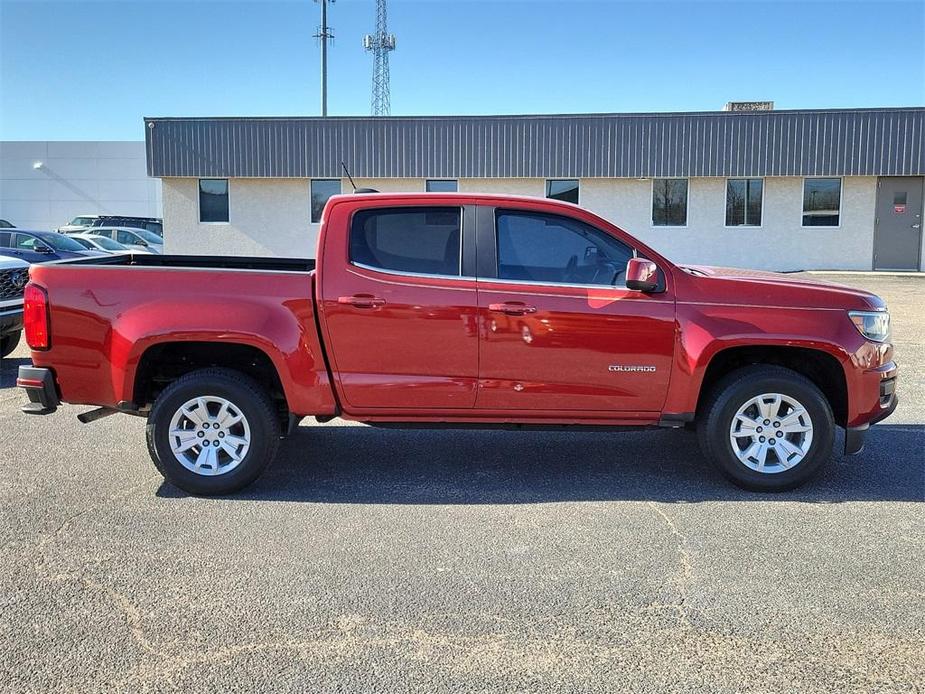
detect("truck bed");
top-left (52, 253), bottom-right (316, 273)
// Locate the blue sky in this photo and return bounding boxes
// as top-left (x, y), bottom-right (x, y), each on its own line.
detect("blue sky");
top-left (1, 0), bottom-right (923, 140)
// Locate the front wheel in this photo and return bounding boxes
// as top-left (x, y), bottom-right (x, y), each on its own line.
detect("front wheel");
top-left (146, 368), bottom-right (281, 495)
top-left (697, 366), bottom-right (834, 492)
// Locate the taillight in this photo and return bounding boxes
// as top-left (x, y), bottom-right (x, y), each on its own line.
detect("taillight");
top-left (24, 283), bottom-right (50, 350)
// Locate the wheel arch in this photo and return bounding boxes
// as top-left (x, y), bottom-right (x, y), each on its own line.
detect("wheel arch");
top-left (131, 340), bottom-right (290, 425)
top-left (695, 344), bottom-right (848, 427)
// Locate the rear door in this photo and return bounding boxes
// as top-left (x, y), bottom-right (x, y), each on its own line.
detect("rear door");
top-left (319, 204), bottom-right (480, 410)
top-left (475, 206), bottom-right (676, 414)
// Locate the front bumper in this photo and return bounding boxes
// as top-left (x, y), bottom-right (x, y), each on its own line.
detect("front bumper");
top-left (17, 366), bottom-right (60, 415)
top-left (844, 374), bottom-right (898, 455)
top-left (0, 305), bottom-right (23, 337)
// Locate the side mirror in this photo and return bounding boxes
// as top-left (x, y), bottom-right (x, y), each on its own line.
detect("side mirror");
top-left (138, 240), bottom-right (148, 247)
top-left (625, 258), bottom-right (659, 292)
top-left (35, 244), bottom-right (53, 254)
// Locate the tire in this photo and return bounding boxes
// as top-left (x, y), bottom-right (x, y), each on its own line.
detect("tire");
top-left (146, 368), bottom-right (281, 495)
top-left (697, 365), bottom-right (834, 492)
top-left (1, 331), bottom-right (20, 358)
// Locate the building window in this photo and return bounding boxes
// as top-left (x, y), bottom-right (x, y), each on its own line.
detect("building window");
top-left (349, 207), bottom-right (462, 276)
top-left (199, 179), bottom-right (229, 223)
top-left (802, 178), bottom-right (841, 226)
top-left (652, 178), bottom-right (688, 226)
top-left (496, 210), bottom-right (633, 286)
top-left (725, 178), bottom-right (763, 226)
top-left (546, 179), bottom-right (579, 204)
top-left (426, 179), bottom-right (458, 193)
top-left (311, 179), bottom-right (341, 224)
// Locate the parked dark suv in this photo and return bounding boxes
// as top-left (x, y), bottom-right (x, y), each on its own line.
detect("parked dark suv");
top-left (89, 216), bottom-right (162, 237)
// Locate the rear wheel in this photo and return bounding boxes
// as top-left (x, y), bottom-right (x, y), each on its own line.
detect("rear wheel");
top-left (1, 331), bottom-right (20, 358)
top-left (697, 366), bottom-right (834, 491)
top-left (146, 368), bottom-right (280, 495)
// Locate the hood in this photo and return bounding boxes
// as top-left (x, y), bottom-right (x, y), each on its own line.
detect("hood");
top-left (0, 254), bottom-right (30, 270)
top-left (678, 265), bottom-right (886, 311)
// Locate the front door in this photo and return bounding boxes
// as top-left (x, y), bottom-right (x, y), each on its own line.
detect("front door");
top-left (320, 204), bottom-right (479, 410)
top-left (874, 177), bottom-right (923, 270)
top-left (475, 207), bottom-right (676, 414)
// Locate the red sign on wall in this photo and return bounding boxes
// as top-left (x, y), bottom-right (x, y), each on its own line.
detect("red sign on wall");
top-left (894, 204), bottom-right (906, 214)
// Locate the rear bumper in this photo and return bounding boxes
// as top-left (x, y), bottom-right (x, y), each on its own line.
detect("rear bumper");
top-left (17, 366), bottom-right (60, 415)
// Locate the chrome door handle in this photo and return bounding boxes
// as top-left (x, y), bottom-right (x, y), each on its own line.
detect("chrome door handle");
top-left (912, 224), bottom-right (921, 229)
top-left (338, 294), bottom-right (386, 308)
top-left (488, 302), bottom-right (538, 316)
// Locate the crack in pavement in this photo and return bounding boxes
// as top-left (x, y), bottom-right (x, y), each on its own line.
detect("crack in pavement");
top-left (648, 502), bottom-right (694, 629)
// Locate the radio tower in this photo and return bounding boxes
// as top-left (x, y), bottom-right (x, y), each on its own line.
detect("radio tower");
top-left (363, 0), bottom-right (396, 116)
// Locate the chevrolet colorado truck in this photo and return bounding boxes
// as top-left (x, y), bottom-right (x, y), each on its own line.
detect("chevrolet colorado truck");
top-left (17, 193), bottom-right (897, 495)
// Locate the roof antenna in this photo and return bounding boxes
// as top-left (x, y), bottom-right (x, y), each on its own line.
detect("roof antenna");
top-left (341, 161), bottom-right (357, 191)
top-left (342, 161), bottom-right (378, 194)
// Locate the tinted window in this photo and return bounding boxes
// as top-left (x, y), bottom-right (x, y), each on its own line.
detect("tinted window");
top-left (802, 178), bottom-right (841, 226)
top-left (350, 207), bottom-right (461, 276)
top-left (144, 222), bottom-right (163, 236)
top-left (199, 179), bottom-right (229, 222)
top-left (426, 179), bottom-right (458, 193)
top-left (726, 178), bottom-right (763, 226)
top-left (653, 179), bottom-right (688, 226)
top-left (116, 230), bottom-right (138, 245)
top-left (496, 211), bottom-right (633, 286)
top-left (71, 237), bottom-right (95, 250)
top-left (546, 179), bottom-right (579, 204)
top-left (311, 179), bottom-right (341, 223)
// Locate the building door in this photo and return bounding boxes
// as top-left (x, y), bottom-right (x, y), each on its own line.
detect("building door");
top-left (874, 177), bottom-right (923, 270)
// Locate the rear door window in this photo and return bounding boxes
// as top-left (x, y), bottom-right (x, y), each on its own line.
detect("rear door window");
top-left (349, 207), bottom-right (462, 277)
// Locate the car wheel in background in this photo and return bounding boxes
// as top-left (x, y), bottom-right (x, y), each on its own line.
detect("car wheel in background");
top-left (146, 368), bottom-right (281, 495)
top-left (697, 365), bottom-right (835, 492)
top-left (1, 331), bottom-right (21, 358)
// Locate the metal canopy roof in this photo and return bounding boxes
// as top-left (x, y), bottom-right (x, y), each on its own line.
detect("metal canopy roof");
top-left (145, 108), bottom-right (925, 179)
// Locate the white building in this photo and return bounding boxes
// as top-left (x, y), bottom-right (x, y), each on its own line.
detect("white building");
top-left (148, 108), bottom-right (923, 271)
top-left (0, 141), bottom-right (161, 231)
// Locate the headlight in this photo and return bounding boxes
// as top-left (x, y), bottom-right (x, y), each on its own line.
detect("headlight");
top-left (848, 311), bottom-right (890, 342)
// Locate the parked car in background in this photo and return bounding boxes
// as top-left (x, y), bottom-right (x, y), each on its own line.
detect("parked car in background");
top-left (0, 219), bottom-right (15, 228)
top-left (89, 216), bottom-right (162, 237)
top-left (71, 234), bottom-right (147, 254)
top-left (90, 226), bottom-right (163, 254)
top-left (0, 229), bottom-right (105, 263)
top-left (0, 255), bottom-right (29, 358)
top-left (57, 215), bottom-right (102, 234)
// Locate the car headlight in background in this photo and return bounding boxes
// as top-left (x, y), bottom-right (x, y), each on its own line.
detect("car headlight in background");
top-left (848, 310), bottom-right (890, 342)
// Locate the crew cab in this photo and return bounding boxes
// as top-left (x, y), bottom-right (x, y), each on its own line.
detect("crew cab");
top-left (17, 193), bottom-right (897, 495)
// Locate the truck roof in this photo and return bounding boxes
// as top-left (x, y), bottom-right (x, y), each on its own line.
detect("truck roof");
top-left (327, 191), bottom-right (581, 209)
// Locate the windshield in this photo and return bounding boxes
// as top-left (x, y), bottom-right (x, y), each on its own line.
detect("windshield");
top-left (92, 236), bottom-right (125, 251)
top-left (35, 233), bottom-right (86, 251)
top-left (130, 228), bottom-right (163, 244)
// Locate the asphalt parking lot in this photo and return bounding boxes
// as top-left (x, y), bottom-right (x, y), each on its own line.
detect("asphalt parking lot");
top-left (0, 273), bottom-right (922, 693)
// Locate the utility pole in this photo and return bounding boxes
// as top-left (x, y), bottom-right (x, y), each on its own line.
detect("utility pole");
top-left (314, 0), bottom-right (335, 116)
top-left (363, 0), bottom-right (396, 116)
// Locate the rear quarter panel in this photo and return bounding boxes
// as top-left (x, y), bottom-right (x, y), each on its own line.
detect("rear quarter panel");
top-left (28, 264), bottom-right (336, 415)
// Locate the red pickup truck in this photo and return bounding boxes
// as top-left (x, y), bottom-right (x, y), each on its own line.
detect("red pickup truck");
top-left (18, 193), bottom-right (897, 495)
